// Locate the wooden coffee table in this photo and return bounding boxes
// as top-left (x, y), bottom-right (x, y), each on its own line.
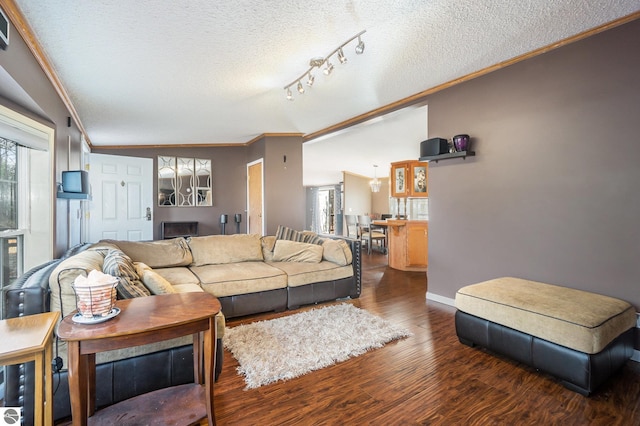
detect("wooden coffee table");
top-left (58, 293), bottom-right (221, 426)
top-left (0, 311), bottom-right (59, 426)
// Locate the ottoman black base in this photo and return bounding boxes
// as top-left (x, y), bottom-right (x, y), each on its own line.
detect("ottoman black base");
top-left (455, 310), bottom-right (634, 396)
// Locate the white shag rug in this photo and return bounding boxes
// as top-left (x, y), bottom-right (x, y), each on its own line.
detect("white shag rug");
top-left (223, 303), bottom-right (412, 389)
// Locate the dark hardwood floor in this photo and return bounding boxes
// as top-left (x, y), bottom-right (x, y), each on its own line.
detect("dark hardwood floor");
top-left (214, 252), bottom-right (640, 425)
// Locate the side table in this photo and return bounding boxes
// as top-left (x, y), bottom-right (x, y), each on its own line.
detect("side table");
top-left (57, 292), bottom-right (221, 426)
top-left (0, 311), bottom-right (60, 426)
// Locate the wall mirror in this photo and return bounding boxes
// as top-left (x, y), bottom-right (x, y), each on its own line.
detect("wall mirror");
top-left (158, 156), bottom-right (212, 206)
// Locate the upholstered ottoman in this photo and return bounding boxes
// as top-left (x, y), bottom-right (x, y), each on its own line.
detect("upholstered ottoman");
top-left (455, 277), bottom-right (636, 395)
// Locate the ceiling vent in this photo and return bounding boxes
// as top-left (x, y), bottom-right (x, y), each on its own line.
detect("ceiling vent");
top-left (0, 7), bottom-right (8, 50)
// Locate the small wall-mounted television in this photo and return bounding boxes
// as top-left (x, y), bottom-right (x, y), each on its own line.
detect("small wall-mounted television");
top-left (62, 170), bottom-right (89, 194)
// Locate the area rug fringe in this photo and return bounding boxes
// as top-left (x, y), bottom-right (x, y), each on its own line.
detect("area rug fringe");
top-left (223, 303), bottom-right (412, 389)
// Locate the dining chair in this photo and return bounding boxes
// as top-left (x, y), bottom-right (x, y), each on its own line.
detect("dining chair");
top-left (344, 214), bottom-right (359, 239)
top-left (357, 215), bottom-right (386, 254)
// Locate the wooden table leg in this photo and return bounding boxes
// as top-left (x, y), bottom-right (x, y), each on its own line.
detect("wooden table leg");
top-left (34, 351), bottom-right (44, 426)
top-left (87, 353), bottom-right (96, 416)
top-left (204, 316), bottom-right (216, 425)
top-left (193, 332), bottom-right (202, 384)
top-left (44, 338), bottom-right (54, 426)
top-left (67, 341), bottom-right (88, 426)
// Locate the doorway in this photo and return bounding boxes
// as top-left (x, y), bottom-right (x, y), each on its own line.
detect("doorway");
top-left (247, 159), bottom-right (264, 235)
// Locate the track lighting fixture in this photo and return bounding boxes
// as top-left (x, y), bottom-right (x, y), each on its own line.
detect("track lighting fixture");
top-left (284, 30), bottom-right (366, 101)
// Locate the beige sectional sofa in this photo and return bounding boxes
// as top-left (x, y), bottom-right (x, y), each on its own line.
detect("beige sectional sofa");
top-left (4, 230), bottom-right (360, 424)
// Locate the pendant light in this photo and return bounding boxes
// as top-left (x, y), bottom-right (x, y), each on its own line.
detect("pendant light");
top-left (370, 165), bottom-right (381, 193)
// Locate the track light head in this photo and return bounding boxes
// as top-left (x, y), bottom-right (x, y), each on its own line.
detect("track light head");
top-left (323, 60), bottom-right (334, 75)
top-left (286, 87), bottom-right (294, 101)
top-left (297, 81), bottom-right (305, 94)
top-left (355, 36), bottom-right (365, 54)
top-left (306, 72), bottom-right (315, 86)
top-left (338, 48), bottom-right (347, 64)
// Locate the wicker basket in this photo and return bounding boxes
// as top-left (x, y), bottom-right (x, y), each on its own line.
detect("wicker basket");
top-left (72, 281), bottom-right (118, 318)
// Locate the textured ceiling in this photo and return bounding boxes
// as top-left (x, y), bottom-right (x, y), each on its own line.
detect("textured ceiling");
top-left (9, 0), bottom-right (640, 185)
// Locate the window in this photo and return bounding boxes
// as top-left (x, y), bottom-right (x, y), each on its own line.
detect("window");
top-left (0, 105), bottom-right (53, 318)
top-left (0, 137), bottom-right (17, 230)
top-left (0, 137), bottom-right (21, 294)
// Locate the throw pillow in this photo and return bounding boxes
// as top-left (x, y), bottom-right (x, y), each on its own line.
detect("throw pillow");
top-left (99, 237), bottom-right (193, 268)
top-left (103, 249), bottom-right (151, 298)
top-left (301, 231), bottom-right (325, 246)
top-left (134, 262), bottom-right (177, 295)
top-left (275, 225), bottom-right (305, 243)
top-left (322, 239), bottom-right (353, 266)
top-left (272, 240), bottom-right (323, 263)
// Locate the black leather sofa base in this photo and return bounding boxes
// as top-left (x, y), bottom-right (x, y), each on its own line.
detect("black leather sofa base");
top-left (287, 276), bottom-right (361, 310)
top-left (455, 310), bottom-right (634, 396)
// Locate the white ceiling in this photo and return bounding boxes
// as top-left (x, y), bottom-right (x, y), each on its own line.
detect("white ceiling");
top-left (10, 0), bottom-right (640, 185)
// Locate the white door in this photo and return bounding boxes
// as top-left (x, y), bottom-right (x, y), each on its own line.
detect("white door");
top-left (88, 153), bottom-right (153, 242)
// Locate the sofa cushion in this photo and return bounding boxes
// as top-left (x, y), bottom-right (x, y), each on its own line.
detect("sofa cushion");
top-left (261, 236), bottom-right (276, 261)
top-left (190, 262), bottom-right (287, 297)
top-left (101, 237), bottom-right (193, 268)
top-left (269, 261), bottom-right (354, 287)
top-left (49, 248), bottom-right (106, 319)
top-left (153, 266), bottom-right (201, 286)
top-left (188, 234), bottom-right (263, 266)
top-left (322, 239), bottom-right (353, 266)
top-left (272, 240), bottom-right (323, 263)
top-left (134, 262), bottom-right (176, 295)
top-left (103, 249), bottom-right (151, 298)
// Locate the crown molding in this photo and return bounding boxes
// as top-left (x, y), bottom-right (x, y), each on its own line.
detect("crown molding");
top-left (303, 11), bottom-right (640, 143)
top-left (3, 1), bottom-right (638, 149)
top-left (1, 0), bottom-right (92, 146)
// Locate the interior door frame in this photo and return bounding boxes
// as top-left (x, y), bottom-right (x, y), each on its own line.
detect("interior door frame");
top-left (247, 158), bottom-right (264, 235)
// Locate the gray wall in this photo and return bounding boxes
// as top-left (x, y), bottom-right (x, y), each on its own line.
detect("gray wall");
top-left (263, 135), bottom-right (305, 234)
top-left (0, 14), bottom-right (84, 257)
top-left (96, 134), bottom-right (305, 239)
top-left (427, 19), bottom-right (640, 310)
top-left (92, 146), bottom-right (247, 238)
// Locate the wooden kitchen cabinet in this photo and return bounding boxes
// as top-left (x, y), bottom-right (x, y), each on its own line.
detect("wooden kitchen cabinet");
top-left (383, 219), bottom-right (428, 271)
top-left (406, 221), bottom-right (428, 267)
top-left (390, 161), bottom-right (428, 198)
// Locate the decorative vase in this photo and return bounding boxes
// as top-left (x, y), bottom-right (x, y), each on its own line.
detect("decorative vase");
top-left (453, 134), bottom-right (470, 152)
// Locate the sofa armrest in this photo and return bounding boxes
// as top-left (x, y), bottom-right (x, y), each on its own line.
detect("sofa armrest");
top-left (2, 259), bottom-right (61, 319)
top-left (324, 235), bottom-right (361, 298)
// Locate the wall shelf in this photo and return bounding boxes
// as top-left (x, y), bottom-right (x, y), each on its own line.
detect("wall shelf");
top-left (419, 151), bottom-right (475, 163)
top-left (57, 192), bottom-right (91, 200)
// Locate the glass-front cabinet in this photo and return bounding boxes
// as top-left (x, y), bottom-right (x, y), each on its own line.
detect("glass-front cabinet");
top-left (386, 160), bottom-right (429, 271)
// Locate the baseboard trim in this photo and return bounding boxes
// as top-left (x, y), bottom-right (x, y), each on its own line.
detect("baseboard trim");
top-left (426, 292), bottom-right (455, 307)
